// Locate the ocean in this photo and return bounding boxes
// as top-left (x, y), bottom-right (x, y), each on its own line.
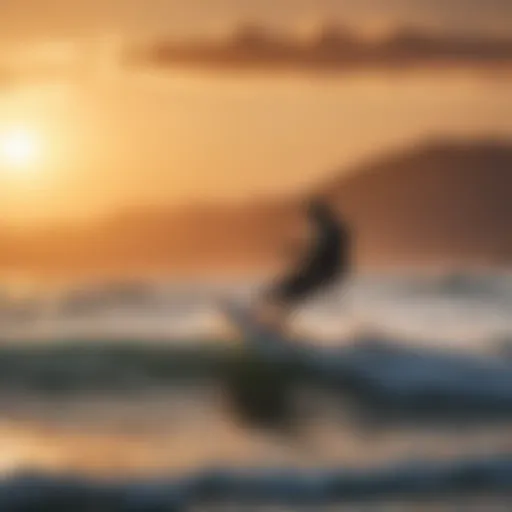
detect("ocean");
top-left (0, 272), bottom-right (510, 509)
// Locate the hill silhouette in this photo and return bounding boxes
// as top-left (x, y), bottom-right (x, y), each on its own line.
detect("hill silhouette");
top-left (0, 200), bottom-right (300, 277)
top-left (324, 138), bottom-right (512, 268)
top-left (2, 138), bottom-right (512, 276)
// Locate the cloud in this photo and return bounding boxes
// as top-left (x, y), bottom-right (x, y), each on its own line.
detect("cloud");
top-left (1, 0), bottom-right (511, 42)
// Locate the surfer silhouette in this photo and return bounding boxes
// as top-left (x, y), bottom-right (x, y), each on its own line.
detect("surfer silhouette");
top-left (257, 197), bottom-right (351, 331)
top-left (222, 197), bottom-right (351, 434)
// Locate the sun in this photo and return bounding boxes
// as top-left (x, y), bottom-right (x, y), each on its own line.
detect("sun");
top-left (0, 128), bottom-right (42, 170)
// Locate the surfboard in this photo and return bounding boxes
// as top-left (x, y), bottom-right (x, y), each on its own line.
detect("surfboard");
top-left (219, 300), bottom-right (278, 338)
top-left (218, 299), bottom-right (295, 360)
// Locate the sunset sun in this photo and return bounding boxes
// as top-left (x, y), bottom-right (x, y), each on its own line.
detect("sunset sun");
top-left (0, 128), bottom-right (42, 171)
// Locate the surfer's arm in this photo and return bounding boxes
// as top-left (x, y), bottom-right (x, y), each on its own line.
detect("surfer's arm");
top-left (281, 229), bottom-right (313, 268)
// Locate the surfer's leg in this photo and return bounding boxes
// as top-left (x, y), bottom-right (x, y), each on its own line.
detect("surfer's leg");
top-left (254, 299), bottom-right (291, 334)
top-left (254, 283), bottom-right (280, 325)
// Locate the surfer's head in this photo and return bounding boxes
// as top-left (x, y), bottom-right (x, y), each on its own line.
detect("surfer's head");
top-left (307, 196), bottom-right (332, 221)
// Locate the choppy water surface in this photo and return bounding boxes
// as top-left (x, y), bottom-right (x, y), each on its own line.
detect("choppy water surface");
top-left (0, 272), bottom-right (511, 509)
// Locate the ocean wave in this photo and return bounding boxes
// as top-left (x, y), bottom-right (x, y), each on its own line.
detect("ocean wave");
top-left (1, 273), bottom-right (512, 344)
top-left (0, 337), bottom-right (511, 420)
top-left (0, 342), bottom-right (229, 393)
top-left (0, 455), bottom-right (511, 510)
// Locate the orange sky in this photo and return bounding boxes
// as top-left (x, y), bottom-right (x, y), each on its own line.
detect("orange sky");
top-left (0, 1), bottom-right (511, 227)
top-left (0, 69), bottom-right (510, 227)
top-left (1, 0), bottom-right (512, 42)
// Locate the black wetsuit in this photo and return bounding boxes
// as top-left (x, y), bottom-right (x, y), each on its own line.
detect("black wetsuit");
top-left (224, 199), bottom-right (350, 433)
top-left (266, 199), bottom-right (350, 308)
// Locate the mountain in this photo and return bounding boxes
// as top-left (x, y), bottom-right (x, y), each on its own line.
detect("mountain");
top-left (323, 138), bottom-right (512, 268)
top-left (0, 200), bottom-right (300, 277)
top-left (2, 138), bottom-right (512, 276)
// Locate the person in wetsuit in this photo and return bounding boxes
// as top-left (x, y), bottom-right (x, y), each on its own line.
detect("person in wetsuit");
top-left (224, 197), bottom-right (351, 432)
top-left (258, 197), bottom-right (351, 331)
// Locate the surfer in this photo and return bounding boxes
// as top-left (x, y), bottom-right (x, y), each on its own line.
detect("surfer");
top-left (257, 196), bottom-right (351, 332)
top-left (222, 196), bottom-right (351, 434)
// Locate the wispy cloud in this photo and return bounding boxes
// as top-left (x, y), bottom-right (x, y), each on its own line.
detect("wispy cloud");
top-left (0, 0), bottom-right (511, 42)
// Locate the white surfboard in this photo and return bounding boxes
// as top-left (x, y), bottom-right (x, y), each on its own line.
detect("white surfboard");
top-left (218, 299), bottom-right (296, 359)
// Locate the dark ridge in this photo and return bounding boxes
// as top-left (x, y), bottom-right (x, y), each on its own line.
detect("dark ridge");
top-left (323, 138), bottom-right (512, 267)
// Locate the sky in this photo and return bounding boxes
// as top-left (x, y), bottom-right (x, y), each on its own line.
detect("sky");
top-left (1, 0), bottom-right (512, 43)
top-left (0, 0), bottom-right (511, 226)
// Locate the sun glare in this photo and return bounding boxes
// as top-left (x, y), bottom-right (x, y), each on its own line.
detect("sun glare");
top-left (0, 128), bottom-right (42, 170)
